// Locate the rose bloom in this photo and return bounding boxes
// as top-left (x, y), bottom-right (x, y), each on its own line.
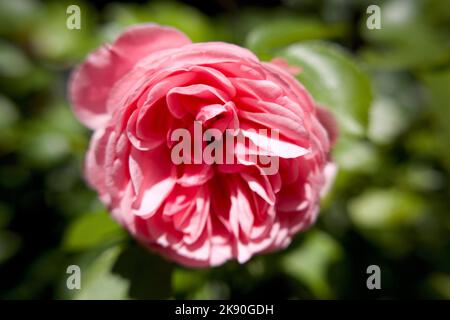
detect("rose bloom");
top-left (69, 24), bottom-right (337, 267)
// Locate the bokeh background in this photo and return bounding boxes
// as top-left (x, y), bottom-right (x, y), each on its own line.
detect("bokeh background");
top-left (0, 0), bottom-right (449, 299)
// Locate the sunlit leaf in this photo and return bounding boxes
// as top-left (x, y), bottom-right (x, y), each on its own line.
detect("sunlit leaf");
top-left (349, 188), bottom-right (424, 229)
top-left (172, 268), bottom-right (204, 294)
top-left (20, 103), bottom-right (87, 167)
top-left (73, 245), bottom-right (129, 300)
top-left (368, 98), bottom-right (409, 144)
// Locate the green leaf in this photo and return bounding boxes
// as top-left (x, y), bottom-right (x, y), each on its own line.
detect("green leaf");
top-left (349, 188), bottom-right (424, 229)
top-left (112, 243), bottom-right (174, 299)
top-left (63, 210), bottom-right (124, 251)
top-left (19, 102), bottom-right (87, 167)
top-left (281, 231), bottom-right (342, 299)
top-left (172, 268), bottom-right (204, 294)
top-left (348, 188), bottom-right (426, 256)
top-left (73, 245), bottom-right (129, 300)
top-left (246, 18), bottom-right (347, 59)
top-left (65, 242), bottom-right (174, 299)
top-left (277, 41), bottom-right (372, 136)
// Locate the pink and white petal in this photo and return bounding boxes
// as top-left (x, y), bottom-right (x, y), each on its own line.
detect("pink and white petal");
top-left (241, 171), bottom-right (276, 206)
top-left (320, 162), bottom-right (338, 197)
top-left (181, 188), bottom-right (210, 245)
top-left (166, 84), bottom-right (228, 119)
top-left (84, 127), bottom-right (111, 202)
top-left (163, 185), bottom-right (198, 217)
top-left (229, 177), bottom-right (255, 237)
top-left (239, 128), bottom-right (310, 159)
top-left (178, 164), bottom-right (214, 187)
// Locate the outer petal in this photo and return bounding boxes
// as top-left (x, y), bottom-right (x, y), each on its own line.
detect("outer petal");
top-left (69, 24), bottom-right (191, 129)
top-left (316, 105), bottom-right (339, 147)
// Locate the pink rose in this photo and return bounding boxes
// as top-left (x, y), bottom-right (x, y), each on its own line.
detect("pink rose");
top-left (69, 24), bottom-right (337, 267)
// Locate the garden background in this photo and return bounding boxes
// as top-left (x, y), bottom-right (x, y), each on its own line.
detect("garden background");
top-left (0, 0), bottom-right (449, 299)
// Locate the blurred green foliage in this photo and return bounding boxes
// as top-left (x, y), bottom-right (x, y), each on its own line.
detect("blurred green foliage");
top-left (278, 41), bottom-right (372, 136)
top-left (0, 0), bottom-right (449, 300)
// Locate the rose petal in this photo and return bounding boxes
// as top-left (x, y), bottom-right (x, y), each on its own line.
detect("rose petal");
top-left (69, 24), bottom-right (191, 129)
